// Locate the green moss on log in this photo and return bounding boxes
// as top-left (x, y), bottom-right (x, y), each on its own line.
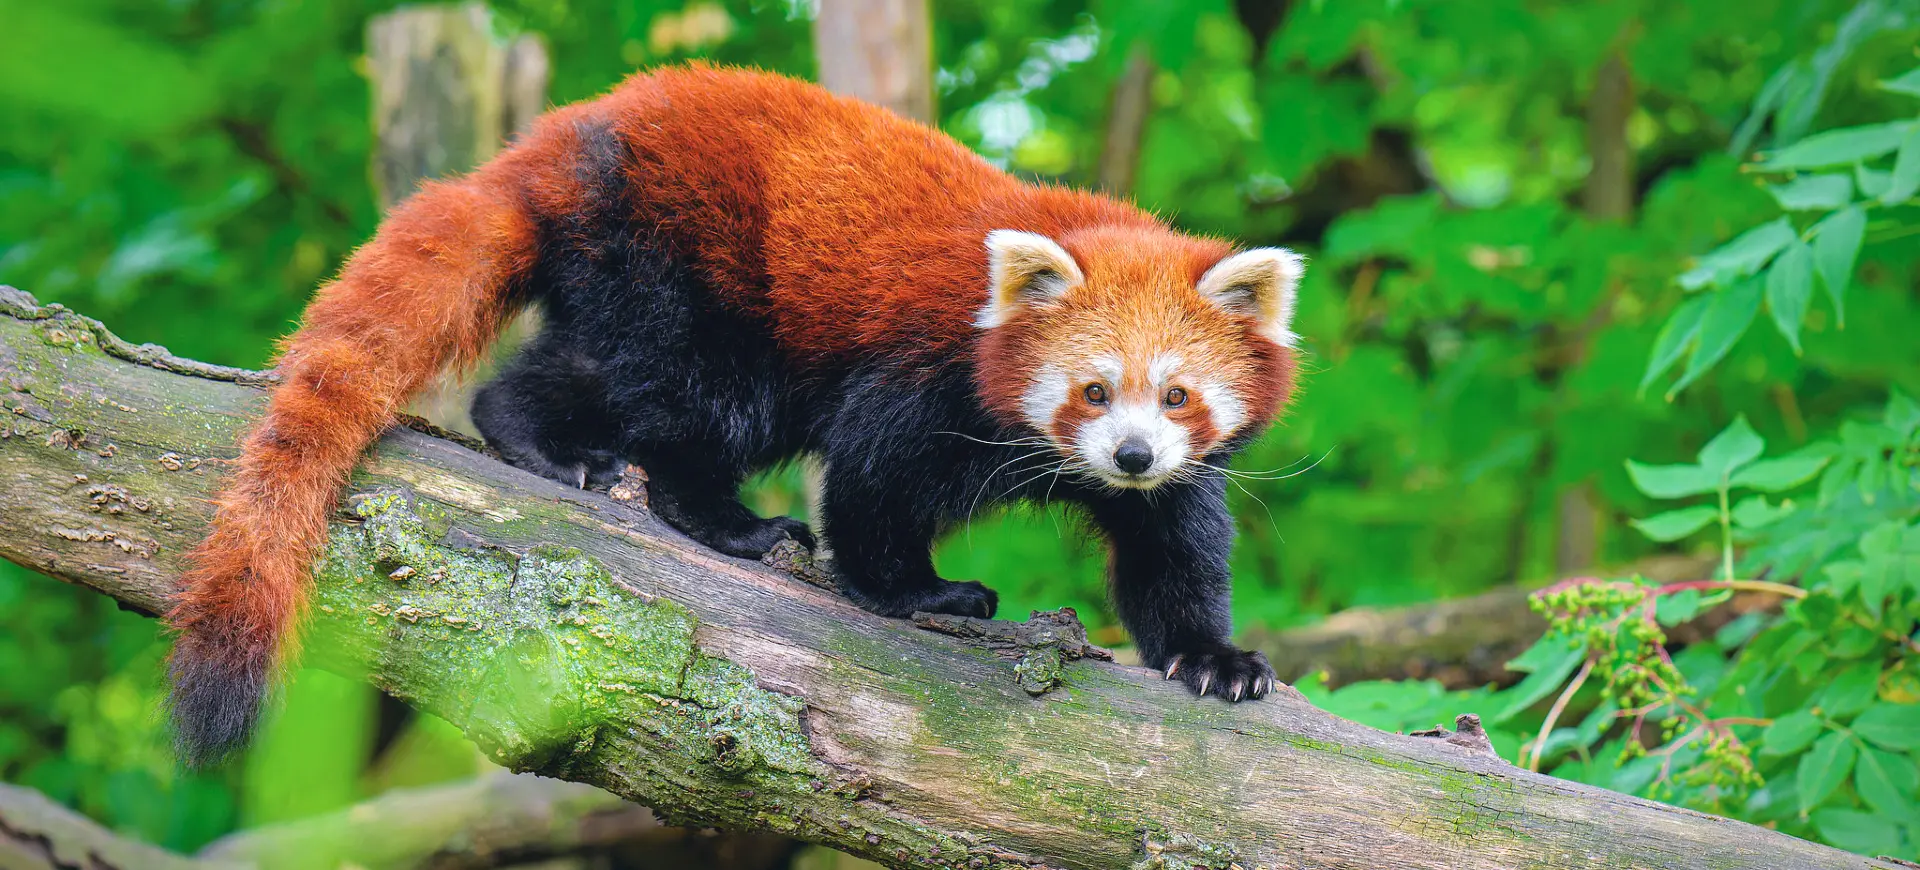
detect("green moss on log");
top-left (306, 488), bottom-right (821, 784)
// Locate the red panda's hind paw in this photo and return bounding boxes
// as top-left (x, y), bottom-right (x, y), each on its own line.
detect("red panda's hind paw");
top-left (884, 579), bottom-right (998, 620)
top-left (1162, 645), bottom-right (1278, 703)
top-left (706, 516), bottom-right (816, 560)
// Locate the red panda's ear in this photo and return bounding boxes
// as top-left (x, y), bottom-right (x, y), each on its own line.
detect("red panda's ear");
top-left (1196, 247), bottom-right (1305, 347)
top-left (976, 230), bottom-right (1085, 329)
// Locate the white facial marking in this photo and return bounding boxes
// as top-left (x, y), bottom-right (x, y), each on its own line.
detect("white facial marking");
top-left (1057, 353), bottom-right (1192, 489)
top-left (1148, 353), bottom-right (1182, 388)
top-left (1021, 364), bottom-right (1071, 432)
top-left (1075, 398), bottom-right (1192, 489)
top-left (1194, 377), bottom-right (1247, 438)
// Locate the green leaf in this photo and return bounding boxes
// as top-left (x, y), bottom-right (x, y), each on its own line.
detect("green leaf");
top-left (1854, 703), bottom-right (1920, 750)
top-left (1819, 662), bottom-right (1881, 718)
top-left (1677, 218), bottom-right (1795, 289)
top-left (0, 4), bottom-right (222, 138)
top-left (1493, 638), bottom-right (1586, 724)
top-left (1730, 495), bottom-right (1794, 529)
top-left (1764, 239), bottom-right (1813, 354)
top-left (1670, 275), bottom-right (1763, 397)
top-left (1888, 390), bottom-right (1920, 442)
top-left (1730, 451), bottom-right (1831, 492)
top-left (1698, 415), bottom-right (1765, 478)
top-left (1811, 807), bottom-right (1902, 856)
top-left (1625, 461), bottom-right (1719, 499)
top-left (1760, 709), bottom-right (1822, 756)
top-left (1796, 732), bottom-right (1857, 813)
top-left (1640, 294), bottom-right (1711, 394)
top-left (1757, 121), bottom-right (1914, 170)
top-left (1883, 125), bottom-right (1920, 204)
top-left (1631, 505), bottom-right (1720, 542)
top-left (1654, 588), bottom-right (1707, 625)
top-left (1883, 66), bottom-right (1920, 96)
top-left (1811, 206), bottom-right (1866, 326)
top-left (1855, 746), bottom-right (1919, 817)
top-left (1766, 173), bottom-right (1853, 210)
top-left (1856, 162), bottom-right (1892, 198)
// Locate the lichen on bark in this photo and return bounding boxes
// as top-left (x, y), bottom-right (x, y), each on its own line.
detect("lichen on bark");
top-left (305, 488), bottom-right (821, 785)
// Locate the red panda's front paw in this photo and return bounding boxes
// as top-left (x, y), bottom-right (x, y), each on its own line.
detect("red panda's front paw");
top-left (1161, 645), bottom-right (1278, 702)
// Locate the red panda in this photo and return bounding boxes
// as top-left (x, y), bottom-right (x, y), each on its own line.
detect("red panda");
top-left (168, 63), bottom-right (1304, 764)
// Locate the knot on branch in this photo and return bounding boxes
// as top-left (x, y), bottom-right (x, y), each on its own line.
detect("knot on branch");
top-left (913, 607), bottom-right (1114, 696)
top-left (1408, 713), bottom-right (1508, 763)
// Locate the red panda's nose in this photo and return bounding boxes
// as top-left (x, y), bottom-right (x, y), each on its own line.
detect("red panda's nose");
top-left (1114, 438), bottom-right (1154, 475)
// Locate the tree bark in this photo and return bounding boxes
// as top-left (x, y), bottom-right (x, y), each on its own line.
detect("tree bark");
top-left (366, 2), bottom-right (550, 437)
top-left (0, 287), bottom-right (1882, 870)
top-left (811, 0), bottom-right (933, 123)
top-left (1097, 49), bottom-right (1155, 196)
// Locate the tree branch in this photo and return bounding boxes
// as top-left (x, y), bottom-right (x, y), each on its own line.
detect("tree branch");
top-left (0, 287), bottom-right (1881, 870)
top-left (1, 772), bottom-right (798, 870)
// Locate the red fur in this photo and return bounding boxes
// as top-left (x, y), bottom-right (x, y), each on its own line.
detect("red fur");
top-left (170, 64), bottom-right (1297, 757)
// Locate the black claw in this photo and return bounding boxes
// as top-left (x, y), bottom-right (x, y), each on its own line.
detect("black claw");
top-left (1160, 646), bottom-right (1277, 704)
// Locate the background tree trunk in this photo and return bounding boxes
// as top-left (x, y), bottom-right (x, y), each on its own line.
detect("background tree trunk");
top-left (0, 287), bottom-right (1883, 870)
top-left (812, 0), bottom-right (934, 123)
top-left (366, 2), bottom-right (550, 437)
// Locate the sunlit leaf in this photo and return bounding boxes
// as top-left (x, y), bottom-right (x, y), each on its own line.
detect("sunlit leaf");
top-left (1764, 239), bottom-right (1813, 354)
top-left (1670, 275), bottom-right (1762, 396)
top-left (1493, 638), bottom-right (1585, 724)
top-left (1882, 126), bottom-right (1920, 204)
top-left (0, 4), bottom-right (221, 137)
top-left (1698, 416), bottom-right (1763, 479)
top-left (1882, 66), bottom-right (1920, 96)
top-left (1765, 173), bottom-right (1852, 210)
top-left (1811, 808), bottom-right (1901, 856)
top-left (1677, 219), bottom-right (1794, 289)
top-left (1796, 733), bottom-right (1856, 813)
top-left (1640, 294), bottom-right (1710, 394)
top-left (1811, 206), bottom-right (1865, 326)
top-left (1729, 495), bottom-right (1793, 529)
top-left (1819, 662), bottom-right (1881, 718)
top-left (1855, 747), bottom-right (1919, 817)
top-left (1759, 710), bottom-right (1822, 756)
top-left (1625, 461), bottom-right (1718, 499)
top-left (1756, 121), bottom-right (1914, 170)
top-left (1854, 703), bottom-right (1920, 750)
top-left (1855, 162), bottom-right (1892, 198)
top-left (1730, 451), bottom-right (1830, 492)
top-left (1631, 505), bottom-right (1719, 542)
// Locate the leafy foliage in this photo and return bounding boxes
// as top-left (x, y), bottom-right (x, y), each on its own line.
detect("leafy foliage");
top-left (2, 0), bottom-right (1918, 860)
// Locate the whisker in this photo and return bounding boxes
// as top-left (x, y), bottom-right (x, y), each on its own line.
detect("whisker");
top-left (1217, 447), bottom-right (1336, 481)
top-left (935, 431), bottom-right (1055, 449)
top-left (965, 447), bottom-right (1059, 543)
top-left (995, 458), bottom-right (1072, 503)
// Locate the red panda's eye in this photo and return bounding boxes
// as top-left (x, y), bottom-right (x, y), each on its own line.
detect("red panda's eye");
top-left (1164, 387), bottom-right (1188, 408)
top-left (1084, 383), bottom-right (1108, 405)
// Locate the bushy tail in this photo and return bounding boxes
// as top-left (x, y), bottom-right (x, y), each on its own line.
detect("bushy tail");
top-left (167, 170), bottom-right (541, 765)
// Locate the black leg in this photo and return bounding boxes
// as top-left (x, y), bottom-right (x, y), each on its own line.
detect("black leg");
top-left (1080, 476), bottom-right (1277, 702)
top-left (634, 443), bottom-right (813, 559)
top-left (817, 450), bottom-right (997, 619)
top-left (471, 342), bottom-right (623, 489)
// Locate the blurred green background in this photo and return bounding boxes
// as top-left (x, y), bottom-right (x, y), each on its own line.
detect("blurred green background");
top-left (2, 0), bottom-right (1918, 865)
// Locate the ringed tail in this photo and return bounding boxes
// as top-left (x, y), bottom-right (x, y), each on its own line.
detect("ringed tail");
top-left (165, 146), bottom-right (556, 765)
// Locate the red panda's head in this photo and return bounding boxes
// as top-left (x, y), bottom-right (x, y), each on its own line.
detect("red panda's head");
top-left (972, 225), bottom-right (1303, 490)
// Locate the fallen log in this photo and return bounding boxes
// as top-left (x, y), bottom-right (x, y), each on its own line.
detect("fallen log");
top-left (0, 287), bottom-right (1883, 870)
